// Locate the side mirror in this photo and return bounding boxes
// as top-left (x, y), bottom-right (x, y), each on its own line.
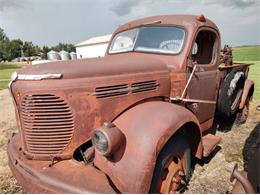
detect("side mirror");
top-left (192, 42), bottom-right (198, 55)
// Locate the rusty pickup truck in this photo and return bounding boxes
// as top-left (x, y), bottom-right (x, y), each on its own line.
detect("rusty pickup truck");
top-left (7, 14), bottom-right (254, 193)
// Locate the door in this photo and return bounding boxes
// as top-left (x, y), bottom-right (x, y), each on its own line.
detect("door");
top-left (186, 29), bottom-right (219, 123)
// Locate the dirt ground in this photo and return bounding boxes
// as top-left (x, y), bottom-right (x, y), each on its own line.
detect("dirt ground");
top-left (0, 89), bottom-right (259, 193)
top-left (185, 103), bottom-right (260, 193)
top-left (0, 89), bottom-right (23, 193)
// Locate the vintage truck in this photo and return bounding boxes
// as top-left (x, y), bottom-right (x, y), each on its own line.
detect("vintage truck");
top-left (7, 14), bottom-right (254, 193)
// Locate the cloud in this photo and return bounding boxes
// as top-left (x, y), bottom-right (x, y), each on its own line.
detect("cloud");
top-left (110, 0), bottom-right (140, 16)
top-left (0, 0), bottom-right (258, 46)
top-left (206, 0), bottom-right (256, 9)
top-left (0, 0), bottom-right (21, 12)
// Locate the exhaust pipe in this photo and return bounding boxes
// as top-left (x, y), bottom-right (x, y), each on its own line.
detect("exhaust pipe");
top-left (230, 164), bottom-right (255, 194)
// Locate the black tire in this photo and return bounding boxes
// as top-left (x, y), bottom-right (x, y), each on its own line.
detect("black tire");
top-left (150, 131), bottom-right (191, 193)
top-left (235, 97), bottom-right (250, 124)
top-left (217, 70), bottom-right (245, 118)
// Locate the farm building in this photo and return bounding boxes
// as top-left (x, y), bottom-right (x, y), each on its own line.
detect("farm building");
top-left (75, 34), bottom-right (112, 58)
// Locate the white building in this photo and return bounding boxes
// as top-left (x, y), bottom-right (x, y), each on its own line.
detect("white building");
top-left (75, 34), bottom-right (112, 59)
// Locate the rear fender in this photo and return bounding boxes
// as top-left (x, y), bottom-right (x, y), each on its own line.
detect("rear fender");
top-left (94, 101), bottom-right (201, 193)
top-left (239, 79), bottom-right (254, 109)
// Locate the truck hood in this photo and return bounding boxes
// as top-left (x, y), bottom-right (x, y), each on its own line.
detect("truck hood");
top-left (18, 53), bottom-right (169, 79)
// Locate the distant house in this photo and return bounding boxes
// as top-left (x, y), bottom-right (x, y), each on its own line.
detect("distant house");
top-left (75, 34), bottom-right (112, 59)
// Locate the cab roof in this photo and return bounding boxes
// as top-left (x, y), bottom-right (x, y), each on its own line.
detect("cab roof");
top-left (114, 14), bottom-right (219, 34)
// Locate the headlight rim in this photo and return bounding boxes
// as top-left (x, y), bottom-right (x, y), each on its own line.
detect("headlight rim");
top-left (91, 122), bottom-right (125, 157)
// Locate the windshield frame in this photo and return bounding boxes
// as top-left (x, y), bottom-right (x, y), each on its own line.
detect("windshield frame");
top-left (108, 25), bottom-right (187, 56)
top-left (109, 28), bottom-right (140, 54)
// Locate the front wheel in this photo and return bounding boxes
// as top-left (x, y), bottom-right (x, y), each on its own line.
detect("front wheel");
top-left (150, 132), bottom-right (191, 194)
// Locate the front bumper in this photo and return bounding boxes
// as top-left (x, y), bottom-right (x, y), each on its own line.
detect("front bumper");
top-left (7, 133), bottom-right (115, 193)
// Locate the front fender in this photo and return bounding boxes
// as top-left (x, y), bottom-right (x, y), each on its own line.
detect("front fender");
top-left (239, 79), bottom-right (254, 109)
top-left (94, 101), bottom-right (201, 193)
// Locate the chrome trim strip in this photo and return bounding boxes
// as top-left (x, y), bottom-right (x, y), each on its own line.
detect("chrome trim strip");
top-left (16, 73), bottom-right (62, 80)
top-left (8, 71), bottom-right (18, 89)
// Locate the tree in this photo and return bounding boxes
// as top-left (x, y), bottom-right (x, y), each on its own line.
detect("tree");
top-left (41, 46), bottom-right (50, 59)
top-left (0, 27), bottom-right (10, 61)
top-left (0, 40), bottom-right (11, 61)
top-left (0, 27), bottom-right (8, 41)
top-left (10, 39), bottom-right (23, 59)
top-left (0, 26), bottom-right (76, 61)
top-left (51, 43), bottom-right (75, 53)
top-left (23, 41), bottom-right (41, 57)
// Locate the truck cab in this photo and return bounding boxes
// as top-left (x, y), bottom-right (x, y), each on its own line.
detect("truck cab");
top-left (7, 15), bottom-right (254, 193)
top-left (107, 15), bottom-right (220, 126)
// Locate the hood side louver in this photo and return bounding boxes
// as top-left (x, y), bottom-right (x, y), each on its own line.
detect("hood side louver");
top-left (94, 84), bottom-right (129, 98)
top-left (132, 80), bottom-right (159, 93)
top-left (94, 80), bottom-right (159, 99)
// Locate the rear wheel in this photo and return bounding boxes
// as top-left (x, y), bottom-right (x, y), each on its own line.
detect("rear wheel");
top-left (236, 97), bottom-right (250, 124)
top-left (217, 70), bottom-right (245, 118)
top-left (150, 132), bottom-right (191, 194)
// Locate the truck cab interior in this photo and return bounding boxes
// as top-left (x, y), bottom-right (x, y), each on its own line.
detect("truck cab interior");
top-left (191, 30), bottom-right (217, 65)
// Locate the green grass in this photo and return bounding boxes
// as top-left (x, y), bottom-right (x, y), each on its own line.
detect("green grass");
top-left (241, 61), bottom-right (260, 100)
top-left (0, 64), bottom-right (20, 90)
top-left (232, 45), bottom-right (260, 100)
top-left (233, 45), bottom-right (260, 61)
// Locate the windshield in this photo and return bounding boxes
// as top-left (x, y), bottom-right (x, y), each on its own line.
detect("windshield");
top-left (109, 26), bottom-right (185, 55)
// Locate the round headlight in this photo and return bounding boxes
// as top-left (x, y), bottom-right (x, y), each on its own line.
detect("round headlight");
top-left (92, 122), bottom-right (125, 157)
top-left (92, 130), bottom-right (109, 155)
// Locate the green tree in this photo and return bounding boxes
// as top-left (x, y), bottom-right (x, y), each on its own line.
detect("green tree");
top-left (51, 43), bottom-right (75, 53)
top-left (10, 39), bottom-right (23, 59)
top-left (0, 27), bottom-right (10, 61)
top-left (0, 27), bottom-right (76, 61)
top-left (41, 45), bottom-right (50, 59)
top-left (0, 27), bottom-right (8, 41)
top-left (0, 39), bottom-right (11, 61)
top-left (23, 41), bottom-right (41, 57)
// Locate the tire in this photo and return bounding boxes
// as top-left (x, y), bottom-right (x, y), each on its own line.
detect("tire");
top-left (217, 70), bottom-right (245, 118)
top-left (235, 97), bottom-right (250, 124)
top-left (150, 131), bottom-right (191, 194)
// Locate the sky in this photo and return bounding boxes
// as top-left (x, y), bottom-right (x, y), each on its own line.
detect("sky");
top-left (0, 0), bottom-right (259, 47)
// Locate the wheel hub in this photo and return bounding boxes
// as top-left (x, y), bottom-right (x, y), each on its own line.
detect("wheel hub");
top-left (159, 155), bottom-right (186, 193)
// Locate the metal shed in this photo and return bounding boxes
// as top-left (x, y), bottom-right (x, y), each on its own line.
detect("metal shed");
top-left (75, 34), bottom-right (112, 58)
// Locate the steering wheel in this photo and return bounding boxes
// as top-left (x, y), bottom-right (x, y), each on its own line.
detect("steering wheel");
top-left (160, 40), bottom-right (180, 51)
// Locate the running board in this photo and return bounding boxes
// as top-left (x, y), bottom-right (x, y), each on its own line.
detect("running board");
top-left (202, 134), bottom-right (221, 157)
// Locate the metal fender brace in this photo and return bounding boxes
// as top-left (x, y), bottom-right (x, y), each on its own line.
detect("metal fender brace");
top-left (170, 63), bottom-right (216, 105)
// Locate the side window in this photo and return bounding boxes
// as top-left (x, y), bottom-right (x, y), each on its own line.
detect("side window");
top-left (191, 30), bottom-right (217, 64)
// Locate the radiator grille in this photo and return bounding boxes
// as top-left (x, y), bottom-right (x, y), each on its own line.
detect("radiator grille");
top-left (132, 80), bottom-right (159, 93)
top-left (21, 94), bottom-right (74, 155)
